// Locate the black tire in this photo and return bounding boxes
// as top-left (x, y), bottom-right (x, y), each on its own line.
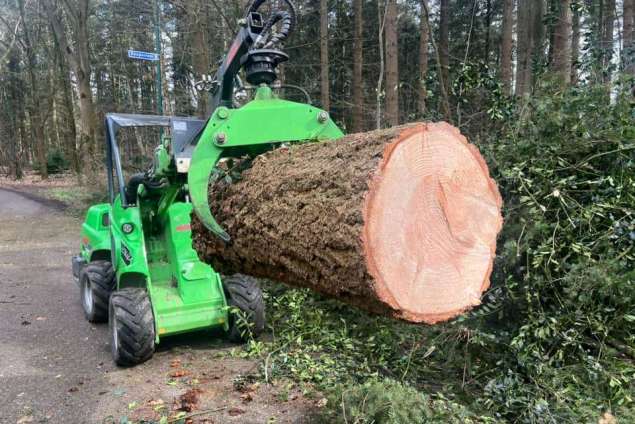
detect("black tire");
top-left (109, 288), bottom-right (155, 366)
top-left (79, 260), bottom-right (115, 323)
top-left (223, 274), bottom-right (265, 343)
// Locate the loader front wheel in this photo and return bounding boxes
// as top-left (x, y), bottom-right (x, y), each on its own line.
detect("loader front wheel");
top-left (79, 260), bottom-right (115, 323)
top-left (223, 274), bottom-right (265, 343)
top-left (109, 288), bottom-right (155, 366)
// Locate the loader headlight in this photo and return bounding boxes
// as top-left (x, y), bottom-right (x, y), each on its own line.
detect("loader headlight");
top-left (122, 223), bottom-right (134, 234)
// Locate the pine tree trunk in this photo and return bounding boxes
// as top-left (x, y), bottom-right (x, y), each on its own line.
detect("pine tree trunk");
top-left (193, 123), bottom-right (503, 324)
top-left (320, 0), bottom-right (330, 111)
top-left (552, 0), bottom-right (572, 85)
top-left (18, 0), bottom-right (48, 179)
top-left (601, 0), bottom-right (616, 83)
top-left (45, 0), bottom-right (98, 180)
top-left (191, 1), bottom-right (211, 118)
top-left (418, 0), bottom-right (429, 116)
top-left (384, 0), bottom-right (399, 126)
top-left (439, 0), bottom-right (450, 95)
top-left (352, 0), bottom-right (364, 132)
top-left (571, 4), bottom-right (580, 84)
top-left (515, 0), bottom-right (531, 96)
top-left (623, 0), bottom-right (634, 76)
top-left (500, 0), bottom-right (514, 95)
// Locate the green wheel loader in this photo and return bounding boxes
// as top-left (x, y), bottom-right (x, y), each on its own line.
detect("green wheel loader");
top-left (71, 0), bottom-right (344, 366)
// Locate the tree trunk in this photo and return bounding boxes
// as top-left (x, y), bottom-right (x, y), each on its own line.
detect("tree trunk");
top-left (515, 0), bottom-right (543, 96)
top-left (439, 0), bottom-right (450, 95)
top-left (191, 1), bottom-right (211, 118)
top-left (418, 0), bottom-right (429, 116)
top-left (384, 0), bottom-right (399, 126)
top-left (571, 3), bottom-right (580, 84)
top-left (5, 49), bottom-right (23, 179)
top-left (319, 0), bottom-right (330, 111)
top-left (515, 0), bottom-right (530, 96)
top-left (501, 0), bottom-right (514, 95)
top-left (484, 0), bottom-right (492, 63)
top-left (376, 0), bottom-right (386, 129)
top-left (18, 0), bottom-right (48, 179)
top-left (552, 0), bottom-right (572, 85)
top-left (45, 0), bottom-right (98, 178)
top-left (601, 0), bottom-right (615, 83)
top-left (193, 123), bottom-right (503, 324)
top-left (352, 0), bottom-right (364, 132)
top-left (53, 28), bottom-right (79, 174)
top-left (623, 0), bottom-right (634, 76)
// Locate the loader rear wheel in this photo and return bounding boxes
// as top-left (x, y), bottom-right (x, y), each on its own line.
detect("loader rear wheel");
top-left (223, 274), bottom-right (265, 343)
top-left (80, 260), bottom-right (115, 323)
top-left (109, 288), bottom-right (155, 366)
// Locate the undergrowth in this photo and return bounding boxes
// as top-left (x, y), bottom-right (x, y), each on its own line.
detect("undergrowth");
top-left (236, 83), bottom-right (635, 423)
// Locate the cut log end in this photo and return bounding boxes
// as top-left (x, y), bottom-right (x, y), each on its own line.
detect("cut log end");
top-left (193, 121), bottom-right (503, 325)
top-left (363, 123), bottom-right (503, 324)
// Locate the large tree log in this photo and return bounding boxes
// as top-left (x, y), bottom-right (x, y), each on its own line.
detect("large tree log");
top-left (193, 122), bottom-right (503, 324)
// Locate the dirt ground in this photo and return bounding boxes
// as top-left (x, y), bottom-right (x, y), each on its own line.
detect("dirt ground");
top-left (0, 180), bottom-right (319, 424)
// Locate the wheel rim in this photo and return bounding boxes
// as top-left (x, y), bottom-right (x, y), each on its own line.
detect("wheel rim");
top-left (82, 277), bottom-right (93, 315)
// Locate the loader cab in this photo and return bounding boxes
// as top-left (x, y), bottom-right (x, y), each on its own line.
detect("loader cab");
top-left (104, 114), bottom-right (206, 207)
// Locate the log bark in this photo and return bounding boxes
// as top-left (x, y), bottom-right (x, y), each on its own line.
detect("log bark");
top-left (193, 123), bottom-right (503, 324)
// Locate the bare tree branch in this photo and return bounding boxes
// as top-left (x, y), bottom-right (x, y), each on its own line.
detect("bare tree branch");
top-left (0, 10), bottom-right (24, 67)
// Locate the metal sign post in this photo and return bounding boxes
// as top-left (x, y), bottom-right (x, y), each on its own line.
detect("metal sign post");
top-left (126, 0), bottom-right (163, 116)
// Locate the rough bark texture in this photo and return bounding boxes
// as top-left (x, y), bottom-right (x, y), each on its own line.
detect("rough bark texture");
top-left (500, 0), bottom-right (514, 95)
top-left (418, 0), bottom-right (429, 116)
top-left (193, 123), bottom-right (503, 324)
top-left (571, 5), bottom-right (580, 84)
top-left (18, 0), bottom-right (47, 179)
top-left (191, 0), bottom-right (211, 118)
top-left (352, 0), bottom-right (364, 132)
top-left (45, 0), bottom-right (98, 179)
top-left (624, 0), bottom-right (634, 76)
top-left (515, 0), bottom-right (531, 96)
top-left (601, 0), bottom-right (616, 83)
top-left (320, 0), bottom-right (330, 111)
top-left (515, 0), bottom-right (545, 96)
top-left (439, 0), bottom-right (450, 95)
top-left (552, 0), bottom-right (572, 85)
top-left (385, 0), bottom-right (399, 126)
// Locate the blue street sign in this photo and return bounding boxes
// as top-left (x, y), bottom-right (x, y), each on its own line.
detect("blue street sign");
top-left (127, 50), bottom-right (160, 61)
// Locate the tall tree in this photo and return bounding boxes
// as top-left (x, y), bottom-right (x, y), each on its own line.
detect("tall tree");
top-left (3, 47), bottom-right (23, 179)
top-left (45, 0), bottom-right (98, 174)
top-left (418, 0), bottom-right (429, 116)
top-left (500, 0), bottom-right (514, 95)
top-left (484, 0), bottom-right (492, 62)
top-left (439, 0), bottom-right (450, 95)
top-left (515, 1), bottom-right (544, 96)
top-left (190, 0), bottom-right (212, 117)
top-left (601, 0), bottom-right (616, 83)
top-left (18, 0), bottom-right (48, 179)
top-left (352, 0), bottom-right (364, 132)
top-left (384, 0), bottom-right (399, 126)
top-left (52, 30), bottom-right (79, 173)
top-left (320, 0), bottom-right (330, 111)
top-left (624, 0), bottom-right (634, 76)
top-left (571, 2), bottom-right (580, 84)
top-left (552, 0), bottom-right (573, 84)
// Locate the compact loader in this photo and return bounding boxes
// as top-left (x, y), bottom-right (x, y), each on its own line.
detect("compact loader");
top-left (72, 0), bottom-right (344, 366)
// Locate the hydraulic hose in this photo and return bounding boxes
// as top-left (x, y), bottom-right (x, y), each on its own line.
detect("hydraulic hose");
top-left (249, 0), bottom-right (297, 49)
top-left (249, 0), bottom-right (267, 13)
top-left (256, 11), bottom-right (291, 48)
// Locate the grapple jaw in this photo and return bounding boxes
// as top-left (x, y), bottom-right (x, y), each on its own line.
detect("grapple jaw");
top-left (187, 86), bottom-right (344, 242)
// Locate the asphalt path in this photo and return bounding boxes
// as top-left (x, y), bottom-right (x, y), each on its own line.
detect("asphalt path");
top-left (0, 188), bottom-right (115, 423)
top-left (0, 187), bottom-right (314, 424)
